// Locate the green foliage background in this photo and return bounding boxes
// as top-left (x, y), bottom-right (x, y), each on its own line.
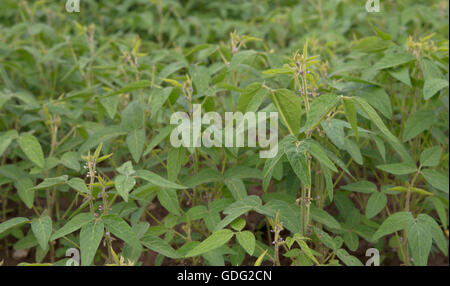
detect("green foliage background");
top-left (0, 0), bottom-right (448, 266)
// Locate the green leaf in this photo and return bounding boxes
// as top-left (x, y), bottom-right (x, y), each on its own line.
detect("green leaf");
top-left (0, 217), bottom-right (29, 235)
top-left (417, 214), bottom-right (448, 255)
top-left (304, 93), bottom-right (339, 132)
top-left (104, 80), bottom-right (152, 97)
top-left (373, 135), bottom-right (386, 162)
top-left (158, 62), bottom-right (187, 82)
top-left (32, 175), bottom-right (69, 190)
top-left (357, 87), bottom-right (392, 119)
top-left (421, 169), bottom-right (449, 193)
top-left (422, 59), bottom-right (443, 81)
top-left (353, 97), bottom-right (413, 164)
top-left (186, 229), bottom-right (234, 257)
top-left (102, 214), bottom-right (142, 251)
top-left (372, 48), bottom-right (415, 70)
top-left (18, 133), bottom-right (45, 168)
top-left (406, 219), bottom-right (432, 266)
top-left (376, 163), bottom-right (417, 175)
top-left (143, 125), bottom-right (174, 156)
top-left (341, 181), bottom-right (377, 194)
top-left (80, 220), bottom-right (104, 266)
top-left (284, 143), bottom-right (310, 187)
top-left (321, 120), bottom-right (345, 149)
top-left (343, 232), bottom-right (359, 252)
top-left (387, 186), bottom-right (433, 196)
top-left (372, 211), bottom-right (414, 240)
top-left (191, 65), bottom-right (210, 94)
top-left (67, 178), bottom-right (90, 194)
top-left (313, 227), bottom-right (336, 250)
top-left (303, 139), bottom-right (338, 172)
top-left (246, 88), bottom-right (269, 113)
top-left (263, 200), bottom-right (301, 233)
top-left (122, 222), bottom-right (149, 263)
top-left (136, 170), bottom-right (186, 189)
top-left (115, 161), bottom-right (136, 202)
top-left (31, 215), bottom-right (52, 251)
top-left (182, 168), bottom-right (223, 188)
top-left (236, 82), bottom-right (262, 112)
top-left (336, 248), bottom-right (363, 266)
top-left (254, 249), bottom-right (268, 266)
top-left (297, 239), bottom-right (319, 265)
top-left (420, 146), bottom-right (441, 167)
top-left (60, 152), bottom-right (81, 171)
top-left (14, 178), bottom-right (34, 208)
top-left (78, 125), bottom-right (127, 155)
top-left (353, 36), bottom-right (391, 53)
top-left (423, 78), bottom-right (448, 100)
top-left (116, 161), bottom-right (135, 176)
top-left (343, 98), bottom-right (358, 140)
top-left (224, 166), bottom-right (262, 180)
top-left (51, 213), bottom-right (94, 241)
top-left (262, 136), bottom-right (295, 191)
top-left (236, 231), bottom-right (255, 255)
top-left (322, 164), bottom-right (334, 201)
top-left (126, 129), bottom-right (145, 163)
top-left (100, 94), bottom-right (119, 119)
top-left (167, 147), bottom-right (185, 182)
top-left (230, 218), bottom-right (246, 232)
top-left (150, 87), bottom-right (173, 118)
top-left (402, 110), bottom-right (438, 142)
top-left (115, 174), bottom-right (136, 202)
top-left (310, 207), bottom-right (341, 230)
top-left (270, 89), bottom-right (302, 135)
top-left (388, 66), bottom-right (411, 86)
top-left (157, 189), bottom-right (180, 216)
top-left (141, 235), bottom-right (181, 259)
top-left (263, 68), bottom-right (293, 75)
top-left (224, 178), bottom-right (247, 201)
top-left (432, 197), bottom-right (448, 227)
top-left (366, 192), bottom-right (387, 219)
top-left (214, 196), bottom-right (263, 231)
top-left (230, 50), bottom-right (257, 70)
top-left (344, 137), bottom-right (363, 165)
top-left (0, 130), bottom-right (18, 157)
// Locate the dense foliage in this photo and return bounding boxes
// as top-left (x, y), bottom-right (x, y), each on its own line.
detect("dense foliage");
top-left (0, 0), bottom-right (448, 266)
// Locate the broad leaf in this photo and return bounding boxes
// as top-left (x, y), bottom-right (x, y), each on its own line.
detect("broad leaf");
top-left (18, 134), bottom-right (45, 168)
top-left (304, 93), bottom-right (339, 132)
top-left (0, 217), bottom-right (29, 235)
top-left (141, 235), bottom-right (181, 259)
top-left (136, 170), bottom-right (186, 189)
top-left (372, 211), bottom-right (414, 240)
top-left (102, 214), bottom-right (142, 251)
top-left (376, 163), bottom-right (417, 175)
top-left (186, 229), bottom-right (234, 257)
top-left (51, 213), bottom-right (94, 241)
top-left (366, 192), bottom-right (387, 219)
top-left (80, 220), bottom-right (104, 266)
top-left (421, 169), bottom-right (449, 193)
top-left (419, 146), bottom-right (441, 167)
top-left (270, 89), bottom-right (302, 136)
top-left (31, 215), bottom-right (52, 251)
top-left (341, 181), bottom-right (377, 194)
top-left (236, 231), bottom-right (255, 255)
top-left (126, 129), bottom-right (145, 163)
